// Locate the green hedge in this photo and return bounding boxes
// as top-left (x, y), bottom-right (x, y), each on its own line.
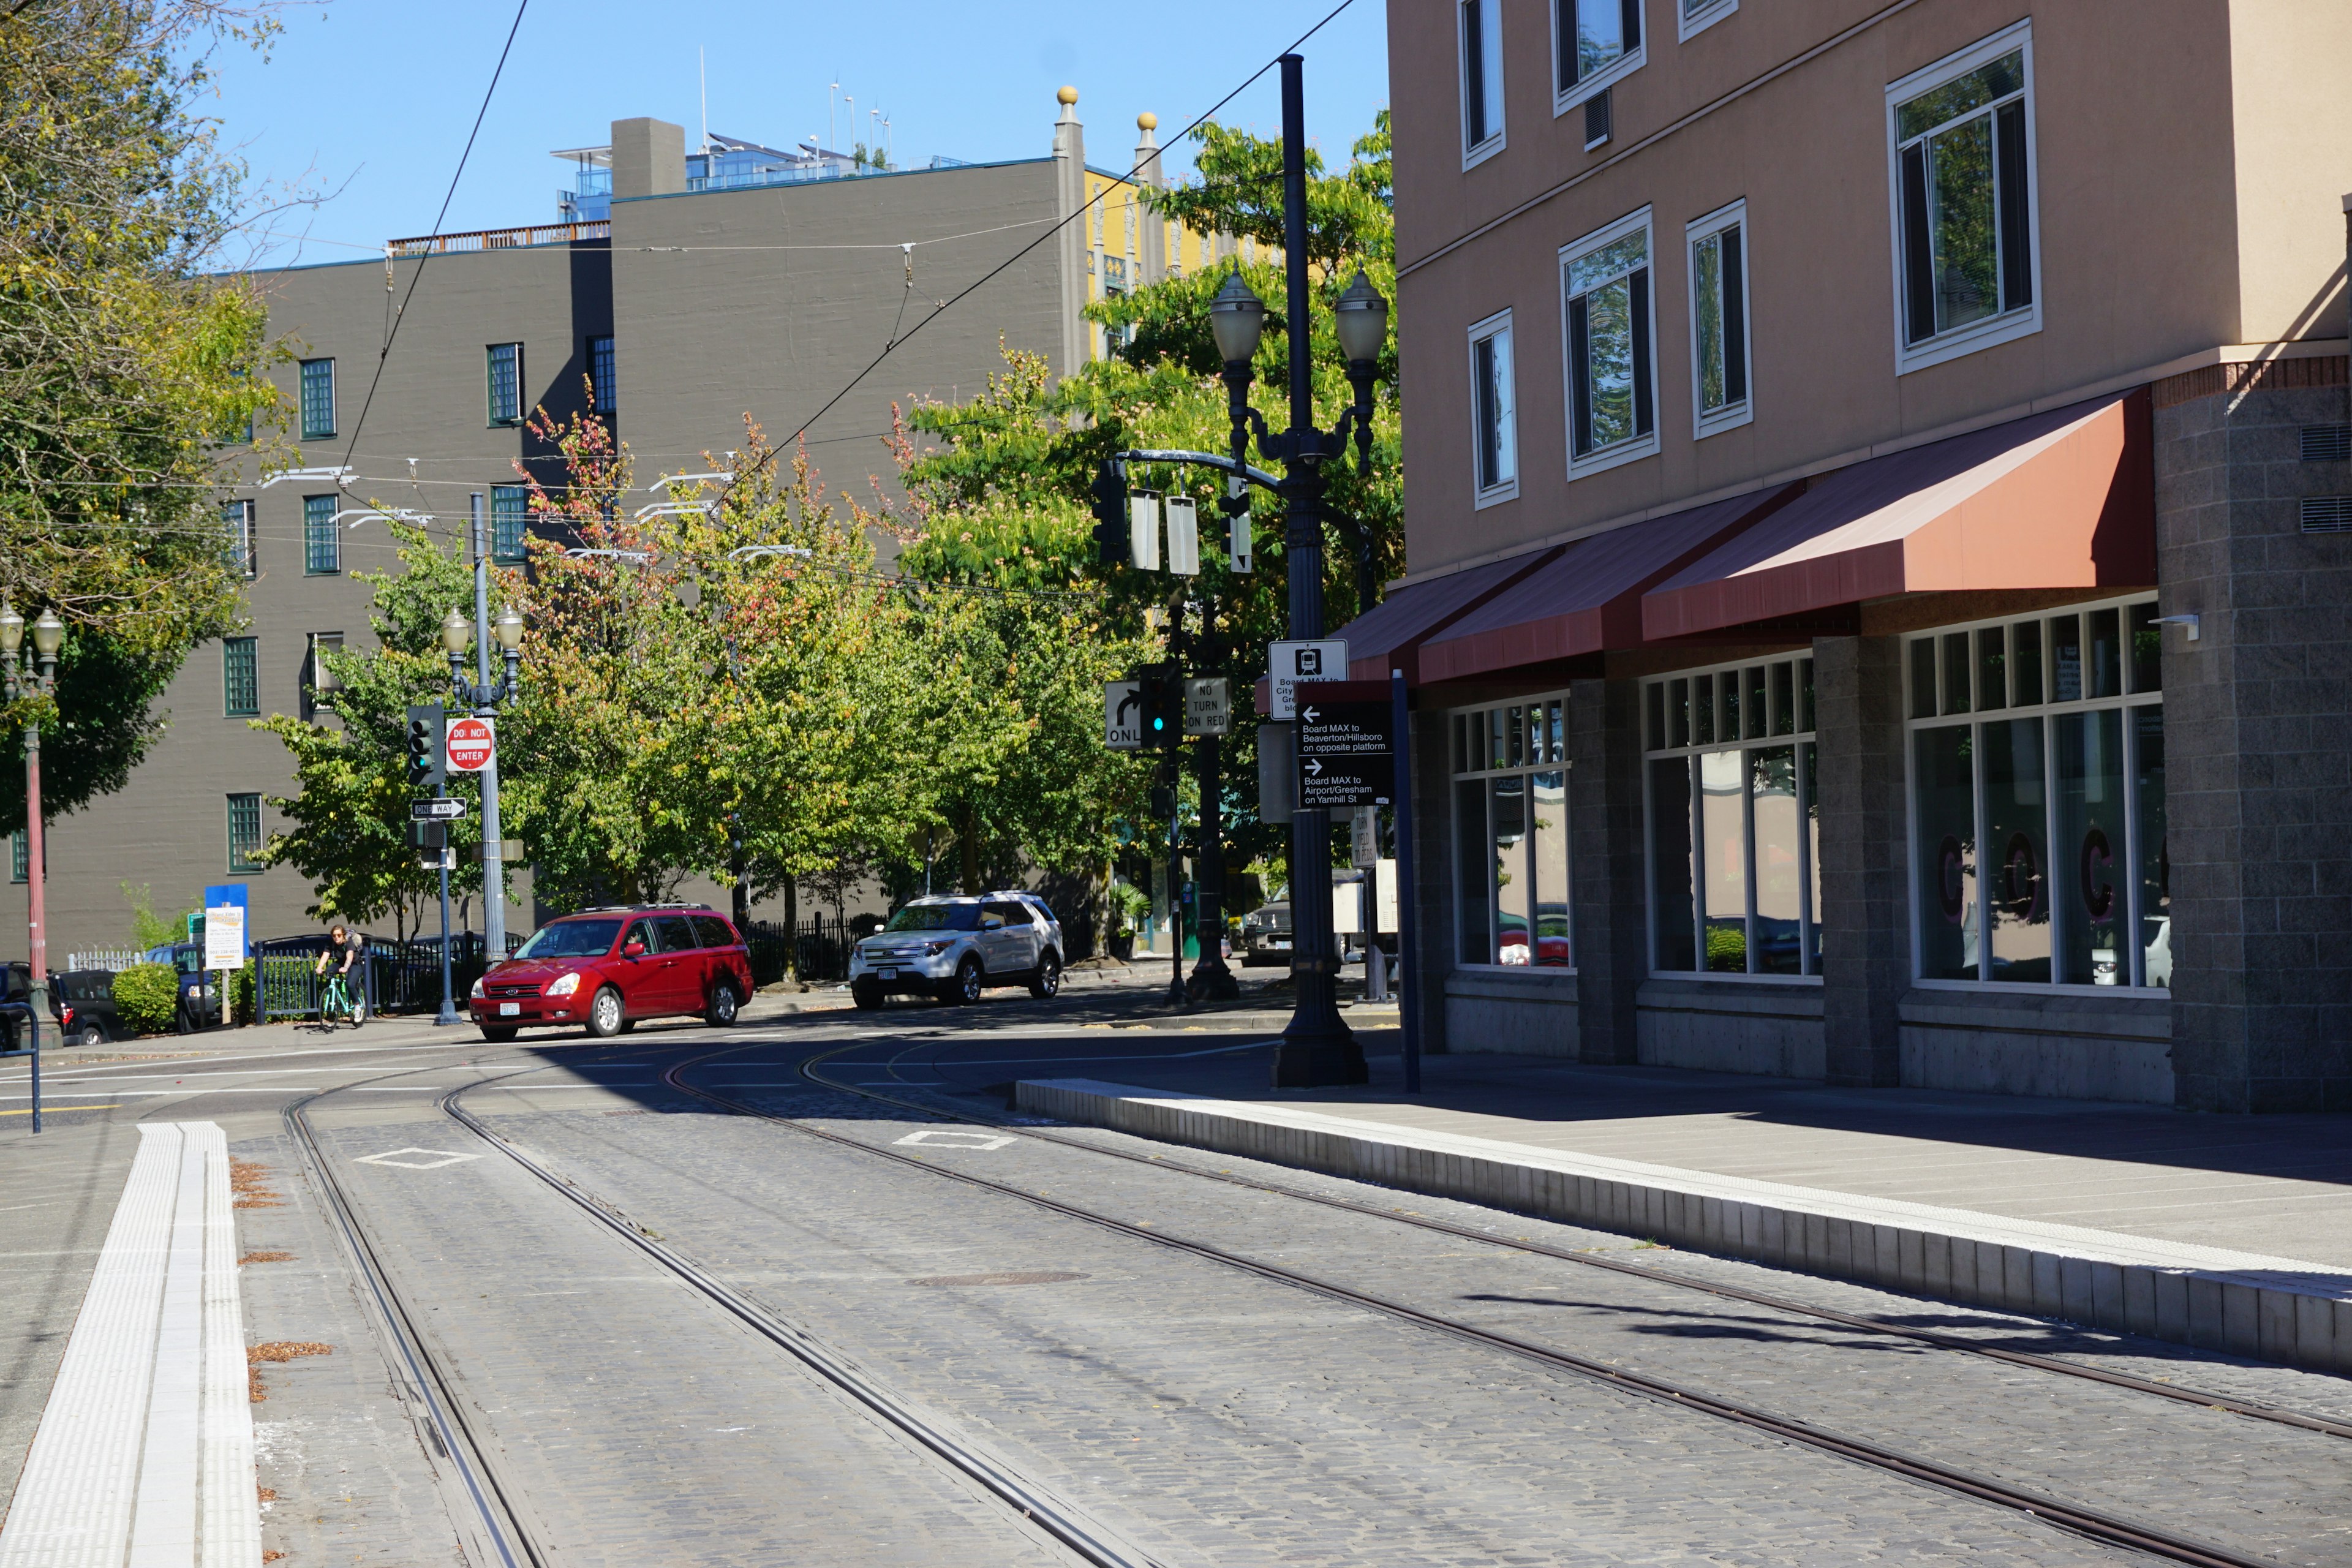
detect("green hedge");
top-left (111, 963), bottom-right (178, 1036)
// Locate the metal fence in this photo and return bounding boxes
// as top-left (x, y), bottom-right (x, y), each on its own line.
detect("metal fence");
top-left (254, 932), bottom-right (520, 1022)
top-left (64, 949), bottom-right (142, 973)
top-left (744, 915), bottom-right (862, 985)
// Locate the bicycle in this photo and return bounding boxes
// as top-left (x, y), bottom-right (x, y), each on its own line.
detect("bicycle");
top-left (317, 969), bottom-right (368, 1028)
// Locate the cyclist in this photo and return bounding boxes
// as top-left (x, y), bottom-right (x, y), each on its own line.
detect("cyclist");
top-left (312, 923), bottom-right (367, 1027)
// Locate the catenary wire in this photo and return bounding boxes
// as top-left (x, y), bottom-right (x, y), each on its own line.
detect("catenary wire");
top-left (335, 0), bottom-right (532, 478)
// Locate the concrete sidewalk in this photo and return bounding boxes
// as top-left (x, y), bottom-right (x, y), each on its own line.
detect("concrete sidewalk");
top-left (1012, 1049), bottom-right (2352, 1374)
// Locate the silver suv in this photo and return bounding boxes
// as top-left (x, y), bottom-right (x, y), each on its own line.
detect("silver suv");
top-left (850, 892), bottom-right (1065, 1009)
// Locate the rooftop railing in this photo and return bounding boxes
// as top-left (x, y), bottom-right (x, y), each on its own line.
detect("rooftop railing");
top-left (387, 219), bottom-right (610, 258)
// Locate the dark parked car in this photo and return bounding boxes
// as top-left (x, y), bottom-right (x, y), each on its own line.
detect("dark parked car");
top-left (1, 965), bottom-right (120, 1047)
top-left (468, 904), bottom-right (755, 1041)
top-left (141, 942), bottom-right (225, 1029)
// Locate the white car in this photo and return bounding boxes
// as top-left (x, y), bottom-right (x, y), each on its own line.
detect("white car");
top-left (850, 892), bottom-right (1065, 1009)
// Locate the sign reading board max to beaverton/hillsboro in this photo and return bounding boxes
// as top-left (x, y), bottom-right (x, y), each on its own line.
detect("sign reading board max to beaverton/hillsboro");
top-left (1294, 699), bottom-right (1395, 810)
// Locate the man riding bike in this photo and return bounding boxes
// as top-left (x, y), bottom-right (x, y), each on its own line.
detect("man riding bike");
top-left (313, 923), bottom-right (367, 1027)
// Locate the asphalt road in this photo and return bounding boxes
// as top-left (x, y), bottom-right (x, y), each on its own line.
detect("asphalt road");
top-left (1, 992), bottom-right (2346, 1565)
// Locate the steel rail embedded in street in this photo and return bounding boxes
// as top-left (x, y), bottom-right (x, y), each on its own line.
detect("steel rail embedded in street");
top-left (432, 1072), bottom-right (1170, 1568)
top-left (282, 1076), bottom-right (546, 1568)
top-left (796, 1047), bottom-right (2352, 1447)
top-left (640, 1041), bottom-right (2310, 1568)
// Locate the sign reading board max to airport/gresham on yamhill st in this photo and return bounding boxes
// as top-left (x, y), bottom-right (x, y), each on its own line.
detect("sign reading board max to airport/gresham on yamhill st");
top-left (1294, 699), bottom-right (1395, 810)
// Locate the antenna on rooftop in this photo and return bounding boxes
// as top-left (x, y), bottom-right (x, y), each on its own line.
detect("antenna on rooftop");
top-left (829, 78), bottom-right (839, 155)
top-left (698, 47), bottom-right (709, 154)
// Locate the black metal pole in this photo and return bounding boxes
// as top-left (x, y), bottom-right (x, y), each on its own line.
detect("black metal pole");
top-left (1392, 667), bottom-right (1421, 1093)
top-left (1166, 594), bottom-right (1188, 1006)
top-left (1272, 52), bottom-right (1363, 1087)
top-left (434, 764), bottom-right (459, 1026)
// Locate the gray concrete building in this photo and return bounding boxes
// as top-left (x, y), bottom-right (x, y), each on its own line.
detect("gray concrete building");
top-left (1365, 0), bottom-right (2352, 1111)
top-left (5, 94), bottom-right (1218, 959)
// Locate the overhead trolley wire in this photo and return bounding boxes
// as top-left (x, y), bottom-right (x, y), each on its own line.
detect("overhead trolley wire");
top-left (335, 0), bottom-right (532, 480)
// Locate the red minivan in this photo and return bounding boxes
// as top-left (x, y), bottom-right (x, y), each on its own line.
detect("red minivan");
top-left (469, 904), bottom-right (755, 1041)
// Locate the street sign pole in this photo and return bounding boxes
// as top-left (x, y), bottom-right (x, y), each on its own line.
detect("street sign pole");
top-left (434, 756), bottom-right (459, 1027)
top-left (470, 496), bottom-right (508, 965)
top-left (1392, 668), bottom-right (1421, 1093)
top-left (1165, 591), bottom-right (1187, 1008)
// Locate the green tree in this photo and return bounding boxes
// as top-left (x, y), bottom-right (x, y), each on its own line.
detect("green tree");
top-left (0, 1), bottom-right (290, 834)
top-left (897, 111), bottom-right (1400, 908)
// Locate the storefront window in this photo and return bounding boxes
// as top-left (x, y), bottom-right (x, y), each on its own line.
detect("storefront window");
top-left (1643, 655), bottom-right (1819, 977)
top-left (1905, 594), bottom-right (2164, 988)
top-left (1450, 696), bottom-right (1571, 967)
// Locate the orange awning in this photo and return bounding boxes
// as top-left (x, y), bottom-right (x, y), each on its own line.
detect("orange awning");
top-left (1641, 391), bottom-right (2152, 641)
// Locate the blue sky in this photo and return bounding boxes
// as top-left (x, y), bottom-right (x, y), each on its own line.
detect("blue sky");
top-left (206, 0), bottom-right (1390, 271)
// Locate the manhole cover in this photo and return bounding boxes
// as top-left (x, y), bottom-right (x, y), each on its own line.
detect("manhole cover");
top-left (907, 1271), bottom-right (1089, 1287)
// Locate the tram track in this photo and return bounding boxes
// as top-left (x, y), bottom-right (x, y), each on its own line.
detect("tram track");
top-left (642, 1039), bottom-right (2319, 1568)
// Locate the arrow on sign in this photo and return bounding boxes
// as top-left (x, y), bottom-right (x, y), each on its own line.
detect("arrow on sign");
top-left (1301, 705), bottom-right (1322, 724)
top-left (1116, 688), bottom-right (1140, 725)
top-left (1303, 757), bottom-right (1325, 777)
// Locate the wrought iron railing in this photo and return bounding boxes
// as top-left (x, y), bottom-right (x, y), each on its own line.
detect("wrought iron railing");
top-left (387, 221), bottom-right (609, 258)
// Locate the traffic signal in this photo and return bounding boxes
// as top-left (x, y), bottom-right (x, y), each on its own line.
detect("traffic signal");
top-left (407, 820), bottom-right (447, 869)
top-left (405, 703), bottom-right (445, 792)
top-left (1136, 663), bottom-right (1182, 750)
top-left (1090, 461), bottom-right (1131, 568)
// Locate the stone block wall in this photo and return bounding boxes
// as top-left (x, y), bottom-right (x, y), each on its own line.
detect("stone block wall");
top-left (2155, 357), bottom-right (2352, 1110)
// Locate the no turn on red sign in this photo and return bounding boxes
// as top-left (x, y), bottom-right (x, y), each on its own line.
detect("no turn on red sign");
top-left (445, 715), bottom-right (495, 773)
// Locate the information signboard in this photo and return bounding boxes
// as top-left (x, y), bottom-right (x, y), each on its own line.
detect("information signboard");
top-left (1266, 639), bottom-right (1348, 719)
top-left (1294, 699), bottom-right (1396, 810)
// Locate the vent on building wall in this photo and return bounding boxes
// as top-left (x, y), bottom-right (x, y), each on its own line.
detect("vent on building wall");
top-left (2301, 496), bottom-right (2352, 533)
top-left (1585, 89), bottom-right (1611, 149)
top-left (2300, 424), bottom-right (2351, 462)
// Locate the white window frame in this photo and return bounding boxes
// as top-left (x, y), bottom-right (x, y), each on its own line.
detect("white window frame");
top-left (1559, 206), bottom-right (1659, 481)
top-left (1902, 594), bottom-right (2167, 996)
top-left (1641, 654), bottom-right (1821, 983)
top-left (1552, 0), bottom-right (1646, 115)
top-left (1884, 20), bottom-right (2041, 376)
top-left (1676, 0), bottom-right (1736, 43)
top-left (1685, 198), bottom-right (1754, 440)
top-left (1466, 309), bottom-right (1520, 508)
top-left (1447, 693), bottom-right (1575, 974)
top-left (1459, 0), bottom-right (1508, 170)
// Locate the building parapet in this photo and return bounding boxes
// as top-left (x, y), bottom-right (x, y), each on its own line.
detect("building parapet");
top-left (386, 220), bottom-right (609, 258)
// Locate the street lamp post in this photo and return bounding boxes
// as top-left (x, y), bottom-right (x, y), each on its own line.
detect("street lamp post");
top-left (1, 605), bottom-right (63, 1082)
top-left (1212, 54), bottom-right (1389, 1088)
top-left (443, 495), bottom-right (526, 963)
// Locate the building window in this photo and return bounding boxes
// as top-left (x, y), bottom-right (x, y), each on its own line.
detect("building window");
top-left (589, 336), bottom-right (616, 414)
top-left (1677, 0), bottom-right (1734, 42)
top-left (1459, 0), bottom-right (1506, 166)
top-left (223, 637), bottom-right (259, 717)
top-left (1556, 0), bottom-right (1643, 111)
top-left (1644, 655), bottom-right (1819, 978)
top-left (9, 831), bottom-right (24, 884)
top-left (1467, 311), bottom-right (1519, 505)
top-left (486, 342), bottom-right (523, 426)
top-left (1907, 597), bottom-right (2165, 990)
top-left (223, 500), bottom-right (256, 578)
top-left (1560, 208), bottom-right (1656, 477)
top-left (1449, 697), bottom-right (1572, 969)
top-left (298, 358), bottom-right (335, 439)
top-left (306, 631), bottom-right (343, 713)
top-left (1887, 23), bottom-right (2038, 372)
top-left (303, 494), bottom-right (339, 574)
top-left (491, 484), bottom-right (529, 564)
top-left (227, 793), bottom-right (265, 873)
top-left (1686, 200), bottom-right (1751, 437)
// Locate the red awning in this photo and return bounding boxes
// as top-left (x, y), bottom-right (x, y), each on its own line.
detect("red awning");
top-left (1417, 485), bottom-right (1800, 682)
top-left (1333, 546), bottom-right (1565, 682)
top-left (1642, 391), bottom-right (2152, 641)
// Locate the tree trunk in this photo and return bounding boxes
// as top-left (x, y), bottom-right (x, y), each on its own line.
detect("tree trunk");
top-left (960, 802), bottom-right (982, 895)
top-left (782, 876), bottom-right (799, 983)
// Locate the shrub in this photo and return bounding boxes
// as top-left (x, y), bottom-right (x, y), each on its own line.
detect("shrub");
top-left (112, 963), bottom-right (179, 1036)
top-left (230, 960), bottom-right (257, 1026)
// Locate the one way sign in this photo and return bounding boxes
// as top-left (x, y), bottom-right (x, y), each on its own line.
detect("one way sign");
top-left (1295, 699), bottom-right (1395, 809)
top-left (1104, 680), bottom-right (1142, 750)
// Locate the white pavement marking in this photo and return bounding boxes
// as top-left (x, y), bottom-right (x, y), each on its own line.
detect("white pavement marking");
top-left (0, 1121), bottom-right (262, 1568)
top-left (352, 1148), bottom-right (481, 1170)
top-left (892, 1131), bottom-right (1016, 1151)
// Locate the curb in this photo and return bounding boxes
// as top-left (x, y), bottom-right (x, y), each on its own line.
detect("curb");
top-left (1013, 1077), bottom-right (2352, 1376)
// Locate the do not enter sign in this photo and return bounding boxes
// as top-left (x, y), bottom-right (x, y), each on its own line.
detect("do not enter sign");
top-left (445, 715), bottom-right (496, 773)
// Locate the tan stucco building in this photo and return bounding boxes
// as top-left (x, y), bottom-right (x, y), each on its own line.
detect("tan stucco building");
top-left (1363, 0), bottom-right (2352, 1109)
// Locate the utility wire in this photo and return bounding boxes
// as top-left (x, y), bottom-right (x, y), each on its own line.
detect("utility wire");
top-left (336, 0), bottom-right (531, 480)
top-left (722, 0), bottom-right (1359, 506)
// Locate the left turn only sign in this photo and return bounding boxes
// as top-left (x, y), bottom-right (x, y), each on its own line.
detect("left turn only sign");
top-left (445, 715), bottom-right (496, 772)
